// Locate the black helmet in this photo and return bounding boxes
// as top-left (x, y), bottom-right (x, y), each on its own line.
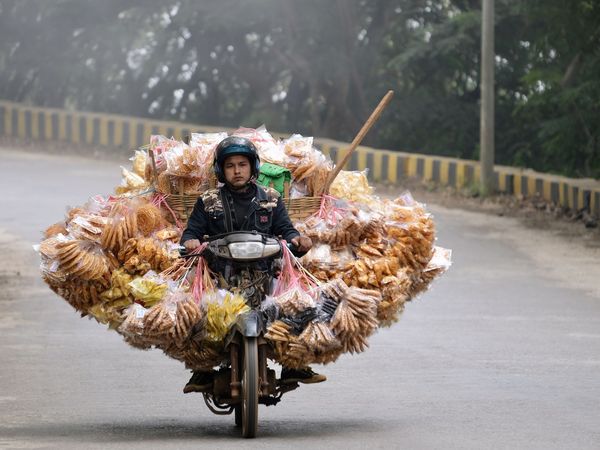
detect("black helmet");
top-left (213, 136), bottom-right (260, 183)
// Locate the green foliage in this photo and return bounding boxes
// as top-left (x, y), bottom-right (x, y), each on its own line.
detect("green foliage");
top-left (0, 0), bottom-right (598, 179)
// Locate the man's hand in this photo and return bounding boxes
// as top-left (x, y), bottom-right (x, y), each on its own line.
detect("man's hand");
top-left (291, 235), bottom-right (312, 253)
top-left (183, 239), bottom-right (201, 252)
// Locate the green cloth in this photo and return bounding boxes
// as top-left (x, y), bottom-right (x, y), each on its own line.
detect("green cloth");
top-left (257, 163), bottom-right (291, 196)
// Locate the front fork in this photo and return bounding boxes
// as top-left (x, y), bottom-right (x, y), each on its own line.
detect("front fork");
top-left (258, 340), bottom-right (269, 396)
top-left (229, 336), bottom-right (270, 399)
top-left (230, 342), bottom-right (240, 399)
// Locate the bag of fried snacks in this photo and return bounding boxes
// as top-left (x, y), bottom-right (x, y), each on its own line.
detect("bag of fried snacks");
top-left (118, 303), bottom-right (147, 338)
top-left (296, 197), bottom-right (367, 248)
top-left (116, 166), bottom-right (148, 195)
top-left (128, 271), bottom-right (168, 307)
top-left (282, 134), bottom-right (313, 163)
top-left (88, 295), bottom-right (131, 326)
top-left (134, 200), bottom-right (165, 237)
top-left (272, 244), bottom-right (317, 316)
top-left (52, 238), bottom-right (112, 281)
top-left (168, 291), bottom-right (202, 347)
top-left (150, 134), bottom-right (181, 161)
top-left (162, 142), bottom-right (193, 177)
top-left (189, 131), bottom-right (228, 148)
top-left (303, 243), bottom-right (334, 265)
top-left (39, 258), bottom-right (67, 284)
top-left (101, 268), bottom-right (133, 300)
top-left (202, 289), bottom-right (250, 342)
top-left (233, 126), bottom-right (282, 164)
top-left (188, 131), bottom-right (226, 176)
top-left (329, 170), bottom-right (373, 204)
top-left (118, 303), bottom-right (153, 350)
top-left (141, 298), bottom-right (177, 346)
top-left (130, 149), bottom-right (149, 178)
top-left (281, 135), bottom-right (333, 196)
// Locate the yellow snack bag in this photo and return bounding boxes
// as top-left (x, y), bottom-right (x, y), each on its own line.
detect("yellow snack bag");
top-left (329, 170), bottom-right (373, 203)
top-left (128, 274), bottom-right (168, 307)
top-left (203, 290), bottom-right (250, 342)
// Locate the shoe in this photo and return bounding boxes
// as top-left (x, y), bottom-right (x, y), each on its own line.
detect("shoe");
top-left (280, 367), bottom-right (326, 384)
top-left (183, 371), bottom-right (214, 394)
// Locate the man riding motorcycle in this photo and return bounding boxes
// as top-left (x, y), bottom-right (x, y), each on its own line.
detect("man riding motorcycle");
top-left (180, 136), bottom-right (326, 393)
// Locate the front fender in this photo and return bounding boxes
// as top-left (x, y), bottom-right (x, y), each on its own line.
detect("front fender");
top-left (234, 309), bottom-right (263, 337)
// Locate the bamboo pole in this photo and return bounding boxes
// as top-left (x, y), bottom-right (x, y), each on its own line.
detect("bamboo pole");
top-left (323, 90), bottom-right (394, 194)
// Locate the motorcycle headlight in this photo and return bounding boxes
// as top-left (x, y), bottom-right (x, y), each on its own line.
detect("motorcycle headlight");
top-left (228, 242), bottom-right (265, 259)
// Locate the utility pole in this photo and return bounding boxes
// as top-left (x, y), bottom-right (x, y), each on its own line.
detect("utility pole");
top-left (480, 0), bottom-right (495, 195)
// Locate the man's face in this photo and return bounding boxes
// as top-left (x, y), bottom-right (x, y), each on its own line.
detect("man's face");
top-left (223, 154), bottom-right (252, 189)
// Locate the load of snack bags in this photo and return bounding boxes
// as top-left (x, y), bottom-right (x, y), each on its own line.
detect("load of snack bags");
top-left (37, 126), bottom-right (451, 370)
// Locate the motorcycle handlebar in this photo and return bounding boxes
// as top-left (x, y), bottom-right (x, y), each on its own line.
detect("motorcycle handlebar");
top-left (179, 237), bottom-right (298, 258)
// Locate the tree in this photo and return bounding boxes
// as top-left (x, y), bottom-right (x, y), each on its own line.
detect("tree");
top-left (0, 0), bottom-right (597, 178)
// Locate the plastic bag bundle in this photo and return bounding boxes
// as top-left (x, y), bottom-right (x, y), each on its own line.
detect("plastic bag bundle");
top-left (296, 197), bottom-right (384, 251)
top-left (264, 278), bottom-right (379, 368)
top-left (38, 126), bottom-right (451, 372)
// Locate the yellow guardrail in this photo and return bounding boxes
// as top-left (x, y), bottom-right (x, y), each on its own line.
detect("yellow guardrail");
top-left (1, 99), bottom-right (599, 218)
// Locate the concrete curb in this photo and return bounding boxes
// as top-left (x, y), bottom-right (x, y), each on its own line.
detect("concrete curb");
top-left (2, 99), bottom-right (599, 218)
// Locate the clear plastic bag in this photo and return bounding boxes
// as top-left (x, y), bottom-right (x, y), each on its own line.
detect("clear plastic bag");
top-left (424, 246), bottom-right (452, 272)
top-left (329, 169), bottom-right (373, 204)
top-left (272, 245), bottom-right (317, 316)
top-left (260, 295), bottom-right (280, 325)
top-left (130, 149), bottom-right (149, 178)
top-left (118, 303), bottom-right (147, 337)
top-left (189, 131), bottom-right (227, 153)
top-left (128, 271), bottom-right (168, 307)
top-left (233, 126), bottom-right (282, 164)
top-left (115, 166), bottom-right (148, 195)
top-left (282, 134), bottom-right (333, 196)
top-left (202, 289), bottom-right (250, 342)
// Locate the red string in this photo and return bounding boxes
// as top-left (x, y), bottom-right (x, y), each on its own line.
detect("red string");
top-left (190, 243), bottom-right (208, 304)
top-left (315, 195), bottom-right (347, 226)
top-left (152, 193), bottom-right (184, 230)
top-left (273, 242), bottom-right (316, 297)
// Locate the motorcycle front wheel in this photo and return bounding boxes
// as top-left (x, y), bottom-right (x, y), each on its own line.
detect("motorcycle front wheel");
top-left (241, 336), bottom-right (259, 438)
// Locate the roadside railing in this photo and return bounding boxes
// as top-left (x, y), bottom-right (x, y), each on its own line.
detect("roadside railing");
top-left (1, 99), bottom-right (598, 218)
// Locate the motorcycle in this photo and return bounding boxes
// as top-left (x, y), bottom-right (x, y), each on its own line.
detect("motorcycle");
top-left (184, 231), bottom-right (303, 438)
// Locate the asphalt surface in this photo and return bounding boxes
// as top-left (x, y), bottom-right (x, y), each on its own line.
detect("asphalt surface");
top-left (0, 148), bottom-right (599, 449)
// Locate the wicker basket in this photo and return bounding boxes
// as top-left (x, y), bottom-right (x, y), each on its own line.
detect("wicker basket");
top-left (160, 189), bottom-right (321, 223)
top-left (151, 90), bottom-right (393, 225)
top-left (161, 191), bottom-right (202, 222)
top-left (284, 196), bottom-right (322, 221)
top-left (150, 146), bottom-right (322, 222)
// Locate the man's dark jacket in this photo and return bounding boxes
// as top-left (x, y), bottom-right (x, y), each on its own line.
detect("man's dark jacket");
top-left (180, 183), bottom-right (300, 245)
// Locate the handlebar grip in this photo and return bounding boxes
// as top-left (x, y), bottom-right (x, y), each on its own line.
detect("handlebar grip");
top-left (179, 245), bottom-right (203, 258)
top-left (286, 242), bottom-right (297, 251)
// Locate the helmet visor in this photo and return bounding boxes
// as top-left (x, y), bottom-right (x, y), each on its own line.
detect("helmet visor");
top-left (220, 145), bottom-right (254, 159)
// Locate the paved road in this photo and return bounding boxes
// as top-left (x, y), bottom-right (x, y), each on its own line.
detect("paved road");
top-left (1, 148), bottom-right (599, 449)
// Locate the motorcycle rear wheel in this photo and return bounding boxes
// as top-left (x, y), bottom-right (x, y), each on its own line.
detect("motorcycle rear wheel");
top-left (241, 336), bottom-right (259, 438)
